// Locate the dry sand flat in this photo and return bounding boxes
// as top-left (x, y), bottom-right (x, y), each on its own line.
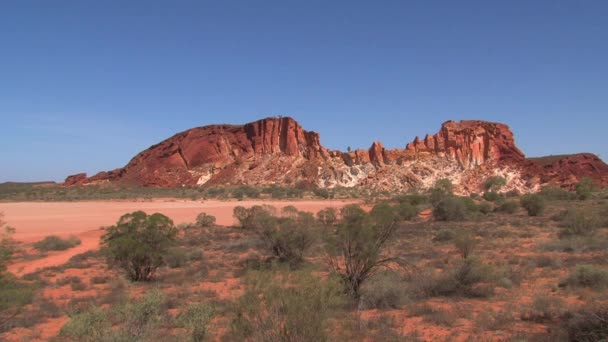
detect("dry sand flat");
top-left (1, 199), bottom-right (355, 275)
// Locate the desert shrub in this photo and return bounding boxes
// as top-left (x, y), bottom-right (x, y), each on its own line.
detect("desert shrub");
top-left (101, 211), bottom-right (178, 281)
top-left (576, 177), bottom-right (596, 200)
top-left (483, 176), bottom-right (506, 192)
top-left (0, 215), bottom-right (16, 277)
top-left (429, 179), bottom-right (453, 205)
top-left (520, 294), bottom-right (566, 322)
top-left (433, 197), bottom-right (469, 221)
top-left (477, 202), bottom-right (493, 214)
top-left (396, 201), bottom-right (419, 221)
top-left (235, 206), bottom-right (316, 265)
top-left (558, 209), bottom-right (600, 239)
top-left (90, 276), bottom-right (109, 285)
top-left (359, 272), bottom-right (409, 309)
top-left (33, 235), bottom-right (81, 252)
top-left (195, 212), bottom-right (216, 227)
top-left (520, 194), bottom-right (545, 216)
top-left (566, 303), bottom-right (608, 342)
top-left (58, 306), bottom-right (112, 342)
top-left (59, 290), bottom-right (167, 341)
top-left (0, 274), bottom-right (34, 332)
top-left (395, 193), bottom-right (428, 206)
top-left (539, 186), bottom-right (576, 201)
top-left (454, 230), bottom-right (477, 260)
top-left (176, 303), bottom-right (214, 342)
top-left (495, 200), bottom-right (518, 214)
top-left (325, 203), bottom-right (400, 299)
top-left (232, 186), bottom-right (260, 199)
top-left (482, 191), bottom-right (502, 203)
top-left (227, 270), bottom-right (344, 342)
top-left (561, 264), bottom-right (608, 290)
top-left (313, 187), bottom-right (331, 199)
top-left (417, 259), bottom-right (496, 298)
top-left (316, 207), bottom-right (337, 227)
top-left (165, 248), bottom-right (189, 268)
top-left (433, 229), bottom-right (455, 242)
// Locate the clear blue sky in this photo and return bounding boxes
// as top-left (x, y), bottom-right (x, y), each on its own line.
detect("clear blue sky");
top-left (1, 1), bottom-right (607, 182)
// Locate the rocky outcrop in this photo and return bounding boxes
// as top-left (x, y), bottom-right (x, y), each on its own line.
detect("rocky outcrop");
top-left (64, 117), bottom-right (608, 193)
top-left (529, 153), bottom-right (608, 188)
top-left (405, 120), bottom-right (526, 168)
top-left (64, 173), bottom-right (88, 186)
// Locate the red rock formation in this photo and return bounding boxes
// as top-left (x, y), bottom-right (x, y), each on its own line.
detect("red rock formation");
top-left (63, 117), bottom-right (608, 192)
top-left (530, 153), bottom-right (608, 188)
top-left (64, 173), bottom-right (88, 186)
top-left (405, 120), bottom-right (526, 168)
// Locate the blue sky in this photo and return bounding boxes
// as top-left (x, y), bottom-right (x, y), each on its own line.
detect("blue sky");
top-left (1, 1), bottom-right (607, 182)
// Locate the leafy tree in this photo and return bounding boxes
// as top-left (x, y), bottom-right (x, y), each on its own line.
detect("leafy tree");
top-left (102, 211), bottom-right (178, 281)
top-left (317, 207), bottom-right (337, 227)
top-left (325, 203), bottom-right (400, 299)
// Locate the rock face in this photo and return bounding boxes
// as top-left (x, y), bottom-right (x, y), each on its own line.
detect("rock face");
top-left (64, 117), bottom-right (608, 193)
top-left (405, 120), bottom-right (526, 168)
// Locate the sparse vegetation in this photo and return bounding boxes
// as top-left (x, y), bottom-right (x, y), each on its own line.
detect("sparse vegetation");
top-left (520, 194), bottom-right (545, 216)
top-left (33, 235), bottom-right (81, 252)
top-left (195, 212), bottom-right (216, 227)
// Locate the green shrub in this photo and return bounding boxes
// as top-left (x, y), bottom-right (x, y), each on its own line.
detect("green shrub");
top-left (429, 179), bottom-right (453, 206)
top-left (482, 191), bottom-right (502, 203)
top-left (433, 229), bottom-right (455, 242)
top-left (359, 272), bottom-right (409, 309)
top-left (561, 265), bottom-right (608, 290)
top-left (566, 303), bottom-right (608, 341)
top-left (227, 270), bottom-right (344, 342)
top-left (0, 274), bottom-right (34, 332)
top-left (477, 202), bottom-right (493, 215)
top-left (395, 193), bottom-right (428, 206)
top-left (195, 212), bottom-right (216, 227)
top-left (454, 230), bottom-right (477, 260)
top-left (396, 201), bottom-right (419, 221)
top-left (495, 200), bottom-right (518, 214)
top-left (33, 235), bottom-right (81, 252)
top-left (420, 259), bottom-right (496, 298)
top-left (101, 211), bottom-right (178, 281)
top-left (558, 209), bottom-right (600, 239)
top-left (176, 303), bottom-right (214, 342)
top-left (433, 197), bottom-right (469, 221)
top-left (520, 194), bottom-right (545, 216)
top-left (316, 207), bottom-right (337, 227)
top-left (539, 186), bottom-right (576, 201)
top-left (58, 306), bottom-right (111, 342)
top-left (576, 177), bottom-right (596, 200)
top-left (483, 176), bottom-right (506, 192)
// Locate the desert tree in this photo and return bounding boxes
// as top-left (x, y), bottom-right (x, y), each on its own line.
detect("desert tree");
top-left (324, 203), bottom-right (402, 299)
top-left (102, 211), bottom-right (178, 281)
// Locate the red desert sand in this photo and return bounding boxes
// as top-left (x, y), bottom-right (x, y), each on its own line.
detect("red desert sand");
top-left (1, 199), bottom-right (355, 275)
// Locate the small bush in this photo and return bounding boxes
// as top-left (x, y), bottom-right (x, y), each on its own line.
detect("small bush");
top-left (558, 209), bottom-right (600, 239)
top-left (566, 303), bottom-right (608, 341)
top-left (561, 264), bottom-right (608, 290)
top-left (359, 272), bottom-right (409, 309)
top-left (539, 186), bottom-right (576, 201)
top-left (176, 303), bottom-right (214, 342)
top-left (195, 213), bottom-right (216, 227)
top-left (33, 235), bottom-right (81, 252)
top-left (433, 197), bottom-right (469, 221)
top-left (90, 276), bottom-right (109, 285)
top-left (521, 294), bottom-right (566, 322)
top-left (477, 202), bottom-right (493, 215)
top-left (396, 201), bottom-right (418, 221)
top-left (433, 229), bottom-right (455, 242)
top-left (576, 177), bottom-right (596, 200)
top-left (483, 176), bottom-right (506, 192)
top-left (418, 259), bottom-right (496, 298)
top-left (520, 194), bottom-right (545, 216)
top-left (482, 191), bottom-right (502, 203)
top-left (495, 200), bottom-right (518, 214)
top-left (454, 230), bottom-right (477, 260)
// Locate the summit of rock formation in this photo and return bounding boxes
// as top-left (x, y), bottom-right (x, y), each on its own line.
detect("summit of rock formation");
top-left (64, 117), bottom-right (608, 193)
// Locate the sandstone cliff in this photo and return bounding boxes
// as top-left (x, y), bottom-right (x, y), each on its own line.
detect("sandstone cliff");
top-left (64, 117), bottom-right (608, 193)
